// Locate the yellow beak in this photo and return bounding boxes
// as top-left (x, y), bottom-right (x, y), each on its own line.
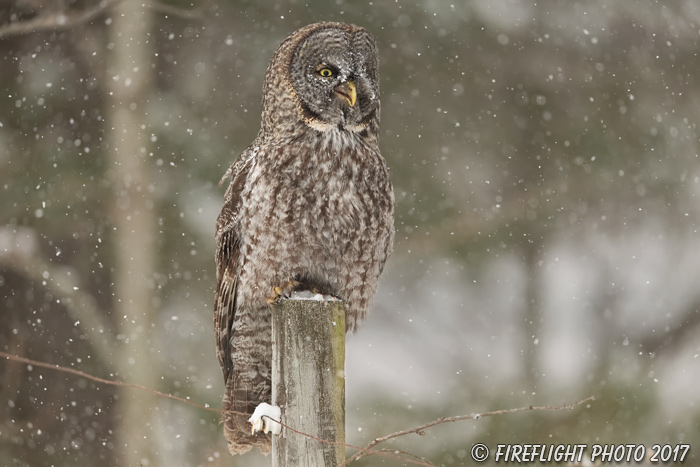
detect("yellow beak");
top-left (334, 81), bottom-right (357, 107)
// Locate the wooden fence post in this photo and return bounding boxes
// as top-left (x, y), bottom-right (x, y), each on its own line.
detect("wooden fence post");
top-left (272, 299), bottom-right (346, 467)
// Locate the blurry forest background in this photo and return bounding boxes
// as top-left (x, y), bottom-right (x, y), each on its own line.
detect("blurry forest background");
top-left (1, 0), bottom-right (699, 466)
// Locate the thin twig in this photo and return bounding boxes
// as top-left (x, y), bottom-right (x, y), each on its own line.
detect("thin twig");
top-left (266, 415), bottom-right (433, 465)
top-left (0, 350), bottom-right (594, 466)
top-left (0, 350), bottom-right (221, 414)
top-left (0, 351), bottom-right (427, 464)
top-left (342, 395), bottom-right (596, 465)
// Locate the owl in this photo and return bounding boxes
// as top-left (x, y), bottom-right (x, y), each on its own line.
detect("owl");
top-left (214, 22), bottom-right (394, 455)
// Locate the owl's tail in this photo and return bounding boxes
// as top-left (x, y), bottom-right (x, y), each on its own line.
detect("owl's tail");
top-left (222, 381), bottom-right (272, 455)
top-left (221, 310), bottom-right (273, 456)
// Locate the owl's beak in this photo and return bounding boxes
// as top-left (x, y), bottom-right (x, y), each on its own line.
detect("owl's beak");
top-left (334, 81), bottom-right (357, 107)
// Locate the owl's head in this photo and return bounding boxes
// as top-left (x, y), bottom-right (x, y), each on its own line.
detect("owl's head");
top-left (262, 22), bottom-right (380, 137)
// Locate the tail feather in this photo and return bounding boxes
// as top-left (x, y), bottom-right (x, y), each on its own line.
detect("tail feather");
top-left (222, 378), bottom-right (272, 455)
top-left (222, 307), bottom-right (273, 455)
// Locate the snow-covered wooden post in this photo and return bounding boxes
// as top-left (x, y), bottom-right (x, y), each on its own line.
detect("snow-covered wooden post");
top-left (272, 298), bottom-right (346, 466)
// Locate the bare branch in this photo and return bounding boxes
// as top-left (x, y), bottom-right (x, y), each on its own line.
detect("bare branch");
top-left (0, 0), bottom-right (202, 39)
top-left (0, 0), bottom-right (122, 39)
top-left (149, 1), bottom-right (204, 20)
top-left (271, 413), bottom-right (433, 466)
top-left (0, 351), bottom-right (425, 465)
top-left (638, 299), bottom-right (700, 354)
top-left (0, 350), bottom-right (594, 467)
top-left (0, 350), bottom-right (220, 415)
top-left (342, 396), bottom-right (596, 465)
top-left (0, 227), bottom-right (118, 367)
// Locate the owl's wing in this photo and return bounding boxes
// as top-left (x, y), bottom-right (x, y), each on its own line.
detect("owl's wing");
top-left (214, 146), bottom-right (256, 382)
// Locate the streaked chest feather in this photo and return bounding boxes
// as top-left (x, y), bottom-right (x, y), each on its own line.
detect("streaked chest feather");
top-left (244, 130), bottom-right (384, 238)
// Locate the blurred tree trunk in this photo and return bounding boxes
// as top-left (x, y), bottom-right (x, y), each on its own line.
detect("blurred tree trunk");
top-left (107, 1), bottom-right (157, 465)
top-left (522, 240), bottom-right (542, 392)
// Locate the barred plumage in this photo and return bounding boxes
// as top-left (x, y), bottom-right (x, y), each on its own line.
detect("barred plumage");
top-left (214, 22), bottom-right (394, 455)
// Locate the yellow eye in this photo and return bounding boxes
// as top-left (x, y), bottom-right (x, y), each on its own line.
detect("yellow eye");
top-left (318, 68), bottom-right (334, 78)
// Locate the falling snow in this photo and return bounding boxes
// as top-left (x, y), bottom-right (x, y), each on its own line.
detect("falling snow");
top-left (1, 1), bottom-right (699, 466)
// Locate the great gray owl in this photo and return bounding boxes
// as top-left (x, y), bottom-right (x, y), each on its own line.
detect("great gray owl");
top-left (214, 22), bottom-right (394, 455)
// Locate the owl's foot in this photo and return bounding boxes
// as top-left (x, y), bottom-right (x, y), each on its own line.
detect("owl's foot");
top-left (249, 403), bottom-right (282, 435)
top-left (266, 279), bottom-right (301, 304)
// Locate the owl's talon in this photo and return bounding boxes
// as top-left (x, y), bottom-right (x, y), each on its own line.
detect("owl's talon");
top-left (250, 417), bottom-right (264, 435)
top-left (267, 280), bottom-right (301, 303)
